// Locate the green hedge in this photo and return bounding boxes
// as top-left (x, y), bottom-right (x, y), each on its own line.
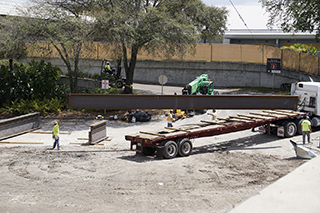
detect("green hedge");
top-left (0, 97), bottom-right (66, 115)
top-left (0, 59), bottom-right (121, 116)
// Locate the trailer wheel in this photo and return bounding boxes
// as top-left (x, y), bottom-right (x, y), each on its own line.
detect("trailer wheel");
top-left (142, 147), bottom-right (156, 156)
top-left (284, 121), bottom-right (297, 137)
top-left (116, 79), bottom-right (124, 88)
top-left (162, 141), bottom-right (178, 159)
top-left (177, 138), bottom-right (193, 157)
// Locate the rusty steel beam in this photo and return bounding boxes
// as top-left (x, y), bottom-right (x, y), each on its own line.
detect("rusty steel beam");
top-left (0, 112), bottom-right (40, 141)
top-left (67, 94), bottom-right (298, 110)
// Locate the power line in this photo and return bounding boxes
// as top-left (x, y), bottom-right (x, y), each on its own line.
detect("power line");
top-left (229, 0), bottom-right (260, 45)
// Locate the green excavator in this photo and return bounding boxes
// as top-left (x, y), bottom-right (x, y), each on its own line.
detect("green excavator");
top-left (174, 74), bottom-right (215, 118)
top-left (182, 74), bottom-right (214, 95)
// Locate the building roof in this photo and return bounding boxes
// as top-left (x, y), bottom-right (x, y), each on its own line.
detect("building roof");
top-left (225, 29), bottom-right (317, 40)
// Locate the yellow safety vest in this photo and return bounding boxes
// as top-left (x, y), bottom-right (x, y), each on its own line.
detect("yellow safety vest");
top-left (105, 64), bottom-right (111, 70)
top-left (301, 120), bottom-right (311, 132)
top-left (52, 124), bottom-right (59, 136)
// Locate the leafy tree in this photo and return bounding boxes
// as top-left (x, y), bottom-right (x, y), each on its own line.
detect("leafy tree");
top-left (197, 5), bottom-right (228, 43)
top-left (0, 59), bottom-right (62, 106)
top-left (0, 16), bottom-right (29, 104)
top-left (281, 43), bottom-right (319, 56)
top-left (26, 59), bottom-right (62, 99)
top-left (94, 0), bottom-right (227, 93)
top-left (7, 0), bottom-right (227, 94)
top-left (14, 0), bottom-right (97, 92)
top-left (260, 0), bottom-right (320, 38)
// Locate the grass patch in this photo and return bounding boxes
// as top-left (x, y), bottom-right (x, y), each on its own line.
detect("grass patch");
top-left (231, 87), bottom-right (290, 95)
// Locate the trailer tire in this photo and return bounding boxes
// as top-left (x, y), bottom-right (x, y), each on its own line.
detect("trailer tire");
top-left (284, 121), bottom-right (297, 137)
top-left (162, 141), bottom-right (178, 159)
top-left (177, 138), bottom-right (192, 157)
top-left (116, 79), bottom-right (124, 88)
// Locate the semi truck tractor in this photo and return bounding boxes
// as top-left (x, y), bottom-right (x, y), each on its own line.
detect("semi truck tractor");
top-left (291, 81), bottom-right (320, 129)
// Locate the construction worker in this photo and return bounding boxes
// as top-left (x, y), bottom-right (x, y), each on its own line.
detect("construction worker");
top-left (167, 110), bottom-right (175, 127)
top-left (52, 119), bottom-right (62, 150)
top-left (301, 116), bottom-right (312, 144)
top-left (104, 62), bottom-right (112, 74)
top-left (209, 109), bottom-right (217, 120)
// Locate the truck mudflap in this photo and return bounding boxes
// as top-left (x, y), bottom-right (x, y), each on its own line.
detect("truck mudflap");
top-left (277, 126), bottom-right (285, 137)
top-left (156, 146), bottom-right (164, 159)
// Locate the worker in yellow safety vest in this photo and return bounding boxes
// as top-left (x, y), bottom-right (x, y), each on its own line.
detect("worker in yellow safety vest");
top-left (104, 62), bottom-right (112, 74)
top-left (209, 109), bottom-right (217, 120)
top-left (167, 110), bottom-right (175, 127)
top-left (301, 116), bottom-right (312, 144)
top-left (105, 62), bottom-right (111, 70)
top-left (52, 118), bottom-right (62, 150)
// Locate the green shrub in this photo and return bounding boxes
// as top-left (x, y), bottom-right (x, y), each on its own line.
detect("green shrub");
top-left (89, 87), bottom-right (120, 94)
top-left (0, 98), bottom-right (66, 116)
top-left (26, 59), bottom-right (61, 99)
top-left (0, 59), bottom-right (62, 106)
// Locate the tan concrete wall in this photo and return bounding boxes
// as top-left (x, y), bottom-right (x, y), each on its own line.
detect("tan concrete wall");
top-left (25, 42), bottom-right (320, 76)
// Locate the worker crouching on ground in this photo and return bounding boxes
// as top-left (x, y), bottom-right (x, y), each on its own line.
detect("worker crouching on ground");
top-left (301, 116), bottom-right (312, 144)
top-left (167, 110), bottom-right (175, 127)
top-left (52, 119), bottom-right (62, 150)
top-left (209, 109), bottom-right (217, 120)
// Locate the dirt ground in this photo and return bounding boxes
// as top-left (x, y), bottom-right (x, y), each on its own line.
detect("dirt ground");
top-left (0, 144), bottom-right (306, 213)
top-left (0, 86), bottom-right (315, 213)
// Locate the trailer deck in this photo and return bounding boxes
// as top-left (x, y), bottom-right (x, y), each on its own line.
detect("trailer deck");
top-left (125, 110), bottom-right (306, 159)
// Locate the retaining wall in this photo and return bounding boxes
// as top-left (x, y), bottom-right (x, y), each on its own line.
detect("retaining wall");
top-left (22, 58), bottom-right (320, 89)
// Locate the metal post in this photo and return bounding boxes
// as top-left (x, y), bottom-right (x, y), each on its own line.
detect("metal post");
top-left (161, 83), bottom-right (164, 95)
top-left (272, 73), bottom-right (275, 89)
top-left (104, 89), bottom-right (106, 114)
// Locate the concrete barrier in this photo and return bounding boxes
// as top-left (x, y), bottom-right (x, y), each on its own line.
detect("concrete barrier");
top-left (88, 121), bottom-right (107, 144)
top-left (0, 112), bottom-right (40, 140)
top-left (26, 58), bottom-right (320, 89)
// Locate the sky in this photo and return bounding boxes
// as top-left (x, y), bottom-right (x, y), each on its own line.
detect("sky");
top-left (203, 0), bottom-right (269, 29)
top-left (0, 0), bottom-right (270, 29)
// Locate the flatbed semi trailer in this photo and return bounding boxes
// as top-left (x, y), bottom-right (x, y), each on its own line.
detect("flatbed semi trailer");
top-left (125, 110), bottom-right (306, 159)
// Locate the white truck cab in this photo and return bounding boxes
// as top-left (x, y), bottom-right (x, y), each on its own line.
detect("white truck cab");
top-left (291, 81), bottom-right (320, 126)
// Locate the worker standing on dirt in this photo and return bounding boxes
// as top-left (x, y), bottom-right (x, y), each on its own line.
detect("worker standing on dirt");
top-left (301, 116), bottom-right (312, 144)
top-left (167, 110), bottom-right (175, 127)
top-left (52, 119), bottom-right (62, 150)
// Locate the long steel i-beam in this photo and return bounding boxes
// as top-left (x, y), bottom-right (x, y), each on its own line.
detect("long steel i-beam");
top-left (67, 94), bottom-right (298, 110)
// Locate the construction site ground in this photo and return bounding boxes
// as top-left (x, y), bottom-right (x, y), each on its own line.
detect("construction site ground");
top-left (1, 83), bottom-right (319, 213)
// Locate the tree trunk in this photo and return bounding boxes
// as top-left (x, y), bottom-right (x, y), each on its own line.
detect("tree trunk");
top-left (52, 42), bottom-right (79, 93)
top-left (72, 42), bottom-right (82, 93)
top-left (7, 58), bottom-right (13, 106)
top-left (123, 44), bottom-right (139, 94)
top-left (66, 63), bottom-right (76, 92)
